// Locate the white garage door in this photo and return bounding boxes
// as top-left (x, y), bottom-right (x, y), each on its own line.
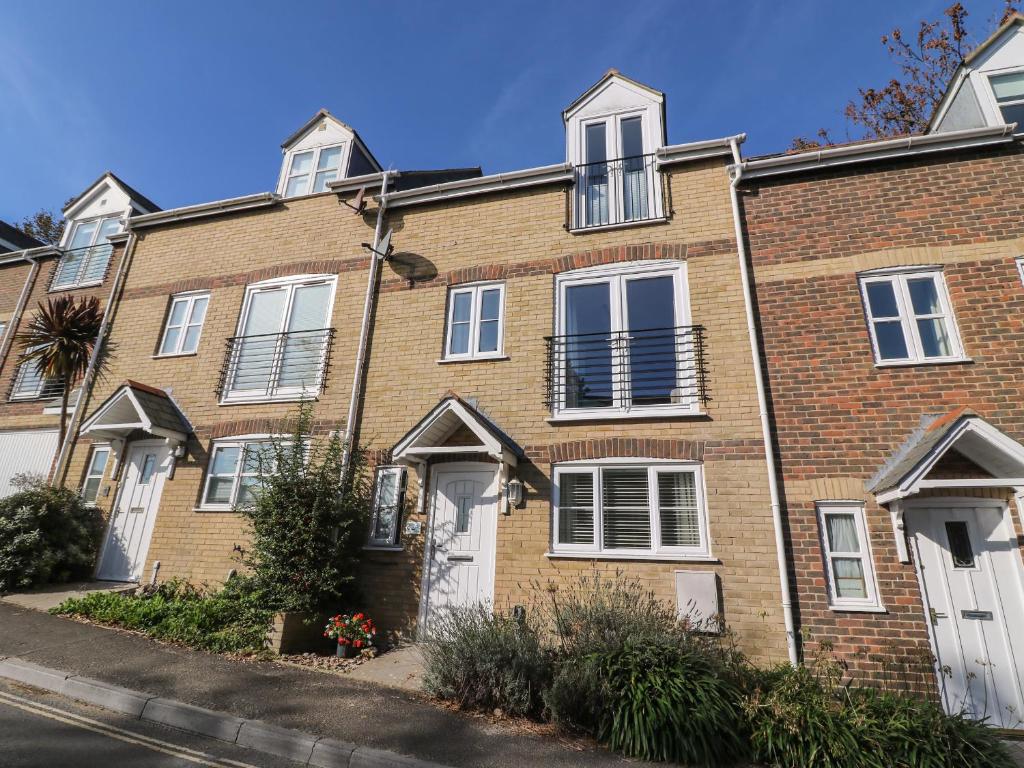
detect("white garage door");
top-left (0, 430), bottom-right (59, 497)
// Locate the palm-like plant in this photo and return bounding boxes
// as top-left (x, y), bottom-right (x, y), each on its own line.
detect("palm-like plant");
top-left (15, 296), bottom-right (107, 444)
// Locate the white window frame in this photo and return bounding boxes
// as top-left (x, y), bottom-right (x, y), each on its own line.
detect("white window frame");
top-left (859, 268), bottom-right (965, 366)
top-left (552, 261), bottom-right (694, 419)
top-left (80, 445), bottom-right (110, 505)
top-left (52, 215), bottom-right (122, 290)
top-left (443, 281), bottom-right (506, 360)
top-left (551, 460), bottom-right (710, 560)
top-left (199, 435), bottom-right (285, 511)
top-left (9, 351), bottom-right (63, 401)
top-left (0, 321), bottom-right (6, 346)
top-left (157, 291), bottom-right (210, 357)
top-left (367, 465), bottom-right (407, 548)
top-left (282, 143), bottom-right (346, 198)
top-left (986, 68), bottom-right (1024, 132)
top-left (222, 274), bottom-right (337, 404)
top-left (1016, 257), bottom-right (1024, 287)
top-left (816, 501), bottom-right (883, 611)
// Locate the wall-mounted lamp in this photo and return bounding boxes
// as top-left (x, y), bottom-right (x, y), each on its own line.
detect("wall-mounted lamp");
top-left (173, 444), bottom-right (187, 459)
top-left (505, 477), bottom-right (524, 508)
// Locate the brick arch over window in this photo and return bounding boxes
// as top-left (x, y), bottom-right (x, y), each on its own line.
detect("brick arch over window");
top-left (203, 417), bottom-right (343, 440)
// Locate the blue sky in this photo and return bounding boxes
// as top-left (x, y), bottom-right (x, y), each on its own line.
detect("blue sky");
top-left (0, 1), bottom-right (1014, 222)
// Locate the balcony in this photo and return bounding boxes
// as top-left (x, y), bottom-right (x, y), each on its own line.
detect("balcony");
top-left (544, 325), bottom-right (707, 418)
top-left (571, 153), bottom-right (664, 231)
top-left (218, 328), bottom-right (334, 403)
top-left (50, 244), bottom-right (115, 290)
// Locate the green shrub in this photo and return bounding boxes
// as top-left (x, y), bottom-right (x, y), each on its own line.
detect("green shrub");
top-left (423, 604), bottom-right (552, 718)
top-left (53, 577), bottom-right (273, 654)
top-left (594, 634), bottom-right (747, 766)
top-left (238, 404), bottom-right (372, 614)
top-left (544, 656), bottom-right (606, 734)
top-left (0, 477), bottom-right (103, 593)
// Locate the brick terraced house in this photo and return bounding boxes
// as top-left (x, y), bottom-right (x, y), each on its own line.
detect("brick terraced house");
top-left (0, 175), bottom-right (157, 495)
top-left (737, 14), bottom-right (1024, 729)
top-left (56, 73), bottom-right (796, 665)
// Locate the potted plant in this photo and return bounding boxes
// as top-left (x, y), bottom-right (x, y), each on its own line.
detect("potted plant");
top-left (324, 612), bottom-right (376, 658)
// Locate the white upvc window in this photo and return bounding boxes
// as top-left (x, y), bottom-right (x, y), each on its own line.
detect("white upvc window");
top-left (52, 216), bottom-right (122, 290)
top-left (1016, 257), bottom-right (1024, 286)
top-left (201, 438), bottom-right (278, 510)
top-left (444, 282), bottom-right (505, 360)
top-left (368, 466), bottom-right (407, 547)
top-left (223, 274), bottom-right (336, 403)
top-left (283, 144), bottom-right (345, 197)
top-left (859, 269), bottom-right (964, 365)
top-left (80, 446), bottom-right (110, 505)
top-left (552, 261), bottom-right (695, 418)
top-left (158, 292), bottom-right (209, 356)
top-left (9, 352), bottom-right (64, 401)
top-left (0, 321), bottom-right (6, 345)
top-left (552, 462), bottom-right (709, 558)
top-left (989, 71), bottom-right (1024, 131)
top-left (816, 501), bottom-right (882, 610)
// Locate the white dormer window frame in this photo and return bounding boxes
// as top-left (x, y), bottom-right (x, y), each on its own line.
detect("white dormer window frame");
top-left (986, 66), bottom-right (1024, 132)
top-left (51, 214), bottom-right (123, 290)
top-left (281, 143), bottom-right (347, 198)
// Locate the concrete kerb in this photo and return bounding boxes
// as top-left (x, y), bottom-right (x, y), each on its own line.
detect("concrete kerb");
top-left (0, 656), bottom-right (452, 768)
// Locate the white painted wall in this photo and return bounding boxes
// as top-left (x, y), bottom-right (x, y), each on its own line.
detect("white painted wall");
top-left (0, 429), bottom-right (59, 497)
top-left (61, 177), bottom-right (133, 248)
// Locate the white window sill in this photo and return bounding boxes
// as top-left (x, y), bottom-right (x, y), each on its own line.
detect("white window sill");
top-left (827, 603), bottom-right (888, 614)
top-left (50, 281), bottom-right (104, 293)
top-left (546, 551), bottom-right (718, 563)
top-left (363, 544), bottom-right (404, 552)
top-left (436, 355), bottom-right (509, 365)
top-left (193, 506), bottom-right (237, 513)
top-left (874, 357), bottom-right (972, 369)
top-left (220, 394), bottom-right (320, 406)
top-left (153, 352), bottom-right (199, 360)
top-left (547, 408), bottom-right (705, 423)
top-left (569, 216), bottom-right (669, 235)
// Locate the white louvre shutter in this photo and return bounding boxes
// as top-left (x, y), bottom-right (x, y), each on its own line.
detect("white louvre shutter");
top-left (558, 472), bottom-right (595, 545)
top-left (601, 468), bottom-right (651, 549)
top-left (657, 471), bottom-right (700, 548)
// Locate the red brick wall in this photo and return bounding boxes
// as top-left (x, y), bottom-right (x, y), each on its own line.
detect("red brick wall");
top-left (741, 145), bottom-right (1024, 683)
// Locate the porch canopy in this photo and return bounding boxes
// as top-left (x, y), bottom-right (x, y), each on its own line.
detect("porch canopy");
top-left (871, 407), bottom-right (1024, 561)
top-left (80, 380), bottom-right (191, 445)
top-left (391, 394), bottom-right (524, 468)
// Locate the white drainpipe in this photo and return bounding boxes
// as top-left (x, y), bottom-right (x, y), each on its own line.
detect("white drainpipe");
top-left (52, 231), bottom-right (140, 486)
top-left (728, 137), bottom-right (799, 666)
top-left (342, 171), bottom-right (390, 472)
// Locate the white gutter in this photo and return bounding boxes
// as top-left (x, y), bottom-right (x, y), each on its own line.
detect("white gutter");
top-left (329, 171), bottom-right (399, 195)
top-left (0, 255), bottom-right (41, 380)
top-left (655, 133), bottom-right (746, 167)
top-left (341, 170), bottom-right (390, 473)
top-left (740, 124), bottom-right (1016, 179)
top-left (128, 193), bottom-right (279, 230)
top-left (52, 232), bottom-right (139, 485)
top-left (385, 163), bottom-right (573, 208)
top-left (728, 137), bottom-right (799, 666)
top-left (0, 245), bottom-right (59, 267)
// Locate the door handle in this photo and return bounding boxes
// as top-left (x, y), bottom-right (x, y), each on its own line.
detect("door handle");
top-left (929, 607), bottom-right (948, 625)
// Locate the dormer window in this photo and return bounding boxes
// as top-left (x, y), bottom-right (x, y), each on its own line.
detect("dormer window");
top-left (284, 144), bottom-right (345, 197)
top-left (989, 71), bottom-right (1024, 128)
top-left (564, 71), bottom-right (665, 231)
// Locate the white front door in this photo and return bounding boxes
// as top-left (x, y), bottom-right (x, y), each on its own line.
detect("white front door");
top-left (97, 443), bottom-right (171, 582)
top-left (909, 501), bottom-right (1024, 729)
top-left (422, 466), bottom-right (498, 630)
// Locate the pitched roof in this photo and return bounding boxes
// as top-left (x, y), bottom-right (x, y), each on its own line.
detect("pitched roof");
top-left (62, 172), bottom-right (160, 215)
top-left (392, 393), bottom-right (524, 464)
top-left (0, 220), bottom-right (43, 252)
top-left (563, 68), bottom-right (664, 118)
top-left (80, 380), bottom-right (191, 440)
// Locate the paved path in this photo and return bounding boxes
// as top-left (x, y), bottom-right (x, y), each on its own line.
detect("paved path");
top-left (0, 678), bottom-right (300, 768)
top-left (1, 580), bottom-right (133, 611)
top-left (0, 603), bottom-right (627, 768)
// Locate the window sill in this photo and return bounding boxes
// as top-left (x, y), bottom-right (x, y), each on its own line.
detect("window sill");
top-left (827, 603), bottom-right (888, 614)
top-left (874, 357), bottom-right (972, 369)
top-left (49, 281), bottom-right (104, 293)
top-left (547, 408), bottom-right (706, 423)
top-left (153, 352), bottom-right (199, 360)
top-left (546, 551), bottom-right (718, 563)
top-left (219, 394), bottom-right (321, 406)
top-left (193, 506), bottom-right (238, 513)
top-left (363, 545), bottom-right (404, 552)
top-left (568, 216), bottom-right (669, 235)
top-left (436, 355), bottom-right (510, 365)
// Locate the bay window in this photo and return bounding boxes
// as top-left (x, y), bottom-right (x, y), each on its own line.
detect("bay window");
top-left (552, 462), bottom-right (708, 558)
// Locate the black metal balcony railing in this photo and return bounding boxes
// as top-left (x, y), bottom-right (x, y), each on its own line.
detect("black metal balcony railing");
top-left (572, 153), bottom-right (664, 230)
top-left (50, 244), bottom-right (114, 290)
top-left (8, 361), bottom-right (65, 402)
top-left (544, 325), bottom-right (707, 412)
top-left (217, 328), bottom-right (335, 401)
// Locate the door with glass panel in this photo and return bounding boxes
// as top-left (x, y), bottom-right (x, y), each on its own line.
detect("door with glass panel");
top-left (577, 114), bottom-right (653, 227)
top-left (908, 504), bottom-right (1024, 730)
top-left (558, 266), bottom-right (688, 414)
top-left (423, 468), bottom-right (498, 631)
top-left (97, 442), bottom-right (170, 582)
top-left (53, 217), bottom-right (122, 289)
top-left (226, 278), bottom-right (334, 401)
